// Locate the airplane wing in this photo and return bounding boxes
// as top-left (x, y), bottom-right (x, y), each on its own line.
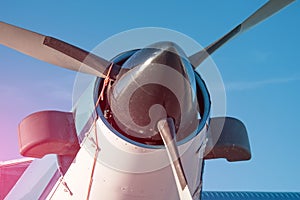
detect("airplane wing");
top-left (0, 158), bottom-right (33, 199)
top-left (201, 191), bottom-right (300, 200)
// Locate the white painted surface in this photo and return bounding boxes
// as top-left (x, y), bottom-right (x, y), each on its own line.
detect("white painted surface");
top-left (5, 155), bottom-right (57, 200)
top-left (48, 118), bottom-right (207, 200)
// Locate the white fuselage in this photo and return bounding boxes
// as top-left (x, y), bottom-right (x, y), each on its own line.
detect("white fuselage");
top-left (47, 115), bottom-right (206, 200)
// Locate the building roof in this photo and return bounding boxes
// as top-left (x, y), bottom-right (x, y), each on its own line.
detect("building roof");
top-left (202, 191), bottom-right (300, 200)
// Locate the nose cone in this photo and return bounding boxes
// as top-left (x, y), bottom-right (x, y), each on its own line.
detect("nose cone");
top-left (109, 42), bottom-right (199, 145)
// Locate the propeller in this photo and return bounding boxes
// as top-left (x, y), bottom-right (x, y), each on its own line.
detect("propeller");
top-left (0, 21), bottom-right (120, 79)
top-left (157, 118), bottom-right (193, 200)
top-left (189, 0), bottom-right (295, 68)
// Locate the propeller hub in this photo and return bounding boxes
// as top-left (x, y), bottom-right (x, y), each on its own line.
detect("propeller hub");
top-left (108, 42), bottom-right (200, 145)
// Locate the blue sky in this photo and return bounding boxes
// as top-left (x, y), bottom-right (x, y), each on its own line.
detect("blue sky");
top-left (0, 0), bottom-right (299, 193)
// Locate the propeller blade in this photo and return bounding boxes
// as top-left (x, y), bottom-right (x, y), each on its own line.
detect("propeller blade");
top-left (189, 0), bottom-right (295, 67)
top-left (0, 21), bottom-right (120, 79)
top-left (157, 118), bottom-right (193, 200)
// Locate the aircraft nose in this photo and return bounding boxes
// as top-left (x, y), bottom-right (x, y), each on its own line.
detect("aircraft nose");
top-left (108, 42), bottom-right (199, 145)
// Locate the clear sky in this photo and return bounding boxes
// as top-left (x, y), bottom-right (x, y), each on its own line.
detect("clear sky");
top-left (0, 0), bottom-right (299, 193)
